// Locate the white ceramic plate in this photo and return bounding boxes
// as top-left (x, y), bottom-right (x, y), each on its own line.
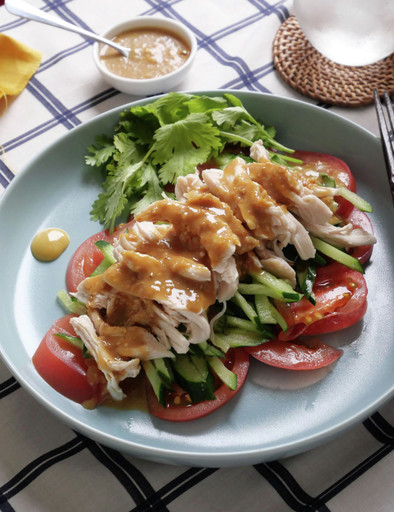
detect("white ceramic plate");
top-left (1, 91), bottom-right (393, 467)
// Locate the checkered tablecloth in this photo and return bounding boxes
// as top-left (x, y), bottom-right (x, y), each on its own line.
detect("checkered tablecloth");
top-left (1, 1), bottom-right (393, 511)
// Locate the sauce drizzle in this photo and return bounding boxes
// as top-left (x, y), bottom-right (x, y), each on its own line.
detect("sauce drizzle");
top-left (31, 228), bottom-right (70, 262)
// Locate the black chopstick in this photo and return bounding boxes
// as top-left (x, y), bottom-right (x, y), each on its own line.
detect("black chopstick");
top-left (373, 88), bottom-right (394, 204)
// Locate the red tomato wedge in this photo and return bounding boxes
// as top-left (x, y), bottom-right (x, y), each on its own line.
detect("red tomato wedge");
top-left (146, 348), bottom-right (250, 422)
top-left (276, 263), bottom-right (368, 340)
top-left (32, 314), bottom-right (99, 403)
top-left (292, 150), bottom-right (356, 219)
top-left (345, 207), bottom-right (374, 264)
top-left (66, 230), bottom-right (111, 293)
top-left (246, 338), bottom-right (342, 370)
top-left (66, 220), bottom-right (135, 293)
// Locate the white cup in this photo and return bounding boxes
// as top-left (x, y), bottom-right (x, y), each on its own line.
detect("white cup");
top-left (293, 0), bottom-right (394, 66)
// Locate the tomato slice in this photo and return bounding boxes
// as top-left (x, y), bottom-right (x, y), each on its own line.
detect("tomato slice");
top-left (146, 348), bottom-right (250, 422)
top-left (276, 263), bottom-right (367, 340)
top-left (246, 338), bottom-right (342, 370)
top-left (66, 220), bottom-right (135, 293)
top-left (32, 314), bottom-right (105, 404)
top-left (66, 230), bottom-right (111, 293)
top-left (345, 207), bottom-right (374, 264)
top-left (292, 150), bottom-right (356, 219)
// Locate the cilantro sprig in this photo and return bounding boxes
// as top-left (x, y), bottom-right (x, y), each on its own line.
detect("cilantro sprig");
top-left (85, 92), bottom-right (295, 231)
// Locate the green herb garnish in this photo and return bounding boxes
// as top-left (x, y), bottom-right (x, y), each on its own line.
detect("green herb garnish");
top-left (85, 92), bottom-right (295, 231)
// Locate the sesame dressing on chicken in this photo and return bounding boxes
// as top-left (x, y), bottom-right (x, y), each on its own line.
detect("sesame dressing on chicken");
top-left (71, 140), bottom-right (376, 401)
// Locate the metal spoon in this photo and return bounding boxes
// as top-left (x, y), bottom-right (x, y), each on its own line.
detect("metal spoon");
top-left (4, 0), bottom-right (130, 58)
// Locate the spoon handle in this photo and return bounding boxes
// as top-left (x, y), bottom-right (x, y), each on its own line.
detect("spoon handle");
top-left (4, 0), bottom-right (129, 57)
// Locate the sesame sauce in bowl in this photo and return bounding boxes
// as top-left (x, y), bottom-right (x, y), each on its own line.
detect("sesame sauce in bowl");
top-left (100, 27), bottom-right (191, 80)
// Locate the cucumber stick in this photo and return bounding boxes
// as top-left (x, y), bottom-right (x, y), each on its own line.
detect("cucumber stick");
top-left (57, 289), bottom-right (87, 315)
top-left (171, 354), bottom-right (215, 402)
top-left (142, 360), bottom-right (168, 406)
top-left (254, 294), bottom-right (288, 332)
top-left (212, 329), bottom-right (268, 353)
top-left (231, 291), bottom-right (258, 322)
top-left (225, 316), bottom-right (261, 333)
top-left (310, 236), bottom-right (364, 273)
top-left (188, 341), bottom-right (225, 358)
top-left (207, 357), bottom-right (237, 390)
top-left (152, 358), bottom-right (174, 387)
top-left (337, 188), bottom-right (372, 213)
top-left (296, 262), bottom-right (317, 306)
top-left (55, 333), bottom-right (83, 351)
top-left (248, 271), bottom-right (302, 302)
top-left (224, 314), bottom-right (274, 338)
top-left (90, 240), bottom-right (117, 276)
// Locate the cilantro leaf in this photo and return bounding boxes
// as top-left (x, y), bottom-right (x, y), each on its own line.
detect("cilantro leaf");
top-left (91, 160), bottom-right (145, 231)
top-left (117, 112), bottom-right (159, 146)
top-left (223, 93), bottom-right (243, 107)
top-left (113, 133), bottom-right (143, 167)
top-left (232, 121), bottom-right (262, 142)
top-left (85, 92), bottom-right (295, 230)
top-left (129, 92), bottom-right (192, 126)
top-left (131, 164), bottom-right (164, 215)
top-left (148, 92), bottom-right (192, 125)
top-left (186, 95), bottom-right (228, 114)
top-left (85, 135), bottom-right (115, 167)
top-left (211, 106), bottom-right (253, 129)
top-left (265, 125), bottom-right (276, 138)
top-left (151, 113), bottom-right (222, 184)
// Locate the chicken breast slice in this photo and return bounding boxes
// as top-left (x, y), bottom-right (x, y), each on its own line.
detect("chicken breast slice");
top-left (122, 249), bottom-right (211, 283)
top-left (301, 220), bottom-right (377, 247)
top-left (136, 199), bottom-right (240, 268)
top-left (151, 306), bottom-right (192, 353)
top-left (250, 139), bottom-right (270, 162)
top-left (113, 222), bottom-right (172, 260)
top-left (271, 208), bottom-right (316, 260)
top-left (255, 242), bottom-right (297, 287)
top-left (202, 164), bottom-right (315, 260)
top-left (70, 315), bottom-right (141, 401)
top-left (175, 172), bottom-right (208, 201)
top-left (71, 277), bottom-right (112, 308)
top-left (249, 140), bottom-right (336, 226)
top-left (290, 194), bottom-right (334, 225)
top-left (212, 257), bottom-right (239, 302)
top-left (90, 309), bottom-right (173, 360)
top-left (149, 303), bottom-right (212, 353)
top-left (136, 198), bottom-right (241, 302)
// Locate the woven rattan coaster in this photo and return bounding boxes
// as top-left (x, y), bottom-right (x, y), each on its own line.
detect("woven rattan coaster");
top-left (273, 15), bottom-right (394, 107)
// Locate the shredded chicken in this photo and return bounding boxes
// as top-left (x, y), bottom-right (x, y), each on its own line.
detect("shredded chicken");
top-left (70, 139), bottom-right (376, 401)
top-left (202, 159), bottom-right (315, 260)
top-left (136, 198), bottom-right (243, 303)
top-left (249, 141), bottom-right (352, 228)
top-left (250, 141), bottom-right (376, 245)
top-left (175, 172), bottom-right (208, 200)
top-left (70, 315), bottom-right (141, 401)
top-left (255, 242), bottom-right (297, 287)
top-left (302, 220), bottom-right (376, 247)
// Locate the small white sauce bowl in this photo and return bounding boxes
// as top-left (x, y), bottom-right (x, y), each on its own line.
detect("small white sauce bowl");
top-left (93, 16), bottom-right (197, 96)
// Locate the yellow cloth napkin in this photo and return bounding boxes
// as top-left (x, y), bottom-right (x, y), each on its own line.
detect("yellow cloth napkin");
top-left (0, 33), bottom-right (42, 97)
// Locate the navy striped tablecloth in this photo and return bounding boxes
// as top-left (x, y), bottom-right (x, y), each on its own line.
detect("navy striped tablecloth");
top-left (1, 1), bottom-right (393, 511)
